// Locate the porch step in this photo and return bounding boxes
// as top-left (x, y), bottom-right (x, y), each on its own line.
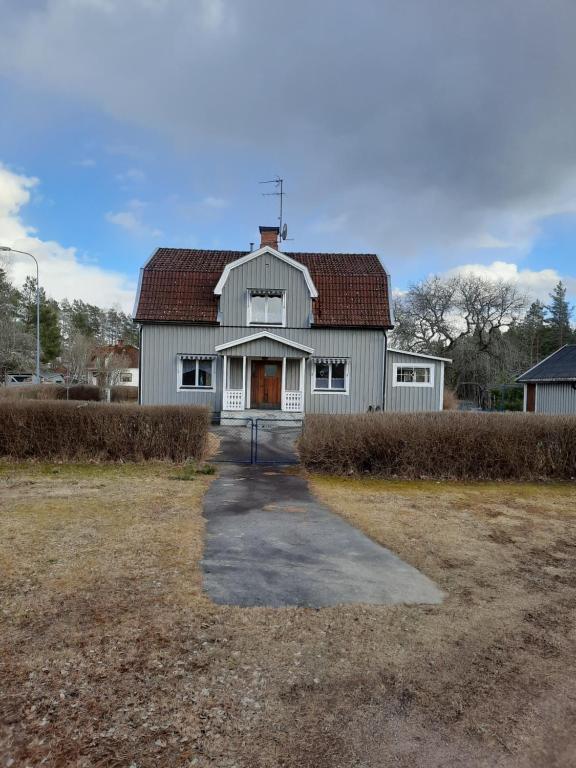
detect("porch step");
top-left (220, 409), bottom-right (303, 425)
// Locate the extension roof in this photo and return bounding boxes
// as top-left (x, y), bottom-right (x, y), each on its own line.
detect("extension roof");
top-left (134, 247), bottom-right (393, 328)
top-left (517, 345), bottom-right (576, 383)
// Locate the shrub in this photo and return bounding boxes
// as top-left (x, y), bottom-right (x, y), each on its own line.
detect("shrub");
top-left (443, 388), bottom-right (459, 411)
top-left (110, 385), bottom-right (138, 402)
top-left (63, 384), bottom-right (100, 401)
top-left (0, 401), bottom-right (210, 462)
top-left (0, 385), bottom-right (62, 401)
top-left (299, 412), bottom-right (576, 481)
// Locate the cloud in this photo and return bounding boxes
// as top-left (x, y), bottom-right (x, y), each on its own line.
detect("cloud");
top-left (202, 196), bottom-right (228, 209)
top-left (4, 1), bottom-right (576, 263)
top-left (115, 167), bottom-right (146, 184)
top-left (1, 0), bottom-right (576, 297)
top-left (75, 158), bottom-right (97, 168)
top-left (446, 261), bottom-right (576, 304)
top-left (106, 199), bottom-right (162, 237)
top-left (0, 162), bottom-right (135, 311)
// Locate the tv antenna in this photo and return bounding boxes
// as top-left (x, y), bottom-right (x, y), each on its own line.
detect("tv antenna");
top-left (260, 176), bottom-right (289, 241)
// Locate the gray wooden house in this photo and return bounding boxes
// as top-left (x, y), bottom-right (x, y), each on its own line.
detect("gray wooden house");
top-left (134, 226), bottom-right (449, 416)
top-left (517, 345), bottom-right (576, 414)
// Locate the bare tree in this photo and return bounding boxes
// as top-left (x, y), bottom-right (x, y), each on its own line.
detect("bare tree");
top-left (91, 350), bottom-right (129, 400)
top-left (391, 274), bottom-right (528, 388)
top-left (63, 333), bottom-right (93, 383)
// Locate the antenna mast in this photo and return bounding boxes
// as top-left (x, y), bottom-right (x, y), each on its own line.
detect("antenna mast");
top-left (260, 176), bottom-right (285, 235)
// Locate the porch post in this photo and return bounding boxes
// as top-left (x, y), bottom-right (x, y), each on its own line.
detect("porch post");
top-left (281, 357), bottom-right (287, 411)
top-left (242, 356), bottom-right (247, 409)
top-left (299, 357), bottom-right (306, 411)
top-left (223, 354), bottom-right (228, 390)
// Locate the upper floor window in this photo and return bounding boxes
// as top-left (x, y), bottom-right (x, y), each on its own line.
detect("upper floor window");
top-left (393, 364), bottom-right (434, 387)
top-left (248, 290), bottom-right (285, 326)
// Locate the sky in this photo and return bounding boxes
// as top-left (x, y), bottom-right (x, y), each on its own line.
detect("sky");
top-left (0, 0), bottom-right (575, 314)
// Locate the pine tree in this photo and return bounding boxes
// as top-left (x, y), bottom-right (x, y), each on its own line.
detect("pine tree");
top-left (17, 277), bottom-right (62, 363)
top-left (523, 300), bottom-right (546, 364)
top-left (546, 281), bottom-right (573, 350)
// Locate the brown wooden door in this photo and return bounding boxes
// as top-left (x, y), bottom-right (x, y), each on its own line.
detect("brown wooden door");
top-left (526, 383), bottom-right (536, 412)
top-left (251, 362), bottom-right (281, 409)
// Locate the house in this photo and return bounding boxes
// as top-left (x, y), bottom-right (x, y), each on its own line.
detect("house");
top-left (88, 341), bottom-right (140, 388)
top-left (517, 345), bottom-right (576, 414)
top-left (133, 226), bottom-right (449, 416)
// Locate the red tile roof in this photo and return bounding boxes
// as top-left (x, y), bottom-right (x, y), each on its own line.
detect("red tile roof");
top-left (89, 343), bottom-right (139, 368)
top-left (134, 248), bottom-right (393, 328)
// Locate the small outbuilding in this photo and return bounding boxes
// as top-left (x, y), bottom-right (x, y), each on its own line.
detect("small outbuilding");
top-left (385, 348), bottom-right (451, 412)
top-left (517, 345), bottom-right (576, 414)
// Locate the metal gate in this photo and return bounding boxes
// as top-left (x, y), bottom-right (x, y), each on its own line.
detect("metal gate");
top-left (209, 415), bottom-right (302, 465)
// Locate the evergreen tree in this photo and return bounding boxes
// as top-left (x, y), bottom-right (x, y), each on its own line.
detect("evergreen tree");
top-left (17, 276), bottom-right (63, 363)
top-left (522, 300), bottom-right (546, 365)
top-left (546, 281), bottom-right (573, 350)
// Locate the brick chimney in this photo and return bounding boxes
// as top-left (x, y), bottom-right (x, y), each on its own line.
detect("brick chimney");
top-left (259, 225), bottom-right (279, 249)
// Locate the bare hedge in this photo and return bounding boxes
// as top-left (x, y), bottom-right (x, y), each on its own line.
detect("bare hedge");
top-left (0, 401), bottom-right (210, 462)
top-left (299, 412), bottom-right (576, 481)
top-left (0, 384), bottom-right (101, 401)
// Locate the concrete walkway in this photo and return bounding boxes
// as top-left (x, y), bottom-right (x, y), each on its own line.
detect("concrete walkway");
top-left (201, 465), bottom-right (445, 608)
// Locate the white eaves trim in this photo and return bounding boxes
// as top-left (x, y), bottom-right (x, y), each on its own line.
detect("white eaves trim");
top-left (388, 347), bottom-right (452, 363)
top-left (215, 331), bottom-right (314, 354)
top-left (213, 246), bottom-right (319, 298)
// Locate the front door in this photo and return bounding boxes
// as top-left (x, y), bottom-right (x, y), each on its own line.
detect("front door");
top-left (251, 361), bottom-right (281, 409)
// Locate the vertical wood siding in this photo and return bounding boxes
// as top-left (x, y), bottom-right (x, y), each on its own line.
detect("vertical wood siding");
top-left (385, 350), bottom-right (444, 412)
top-left (140, 325), bottom-right (386, 414)
top-left (535, 383), bottom-right (576, 414)
top-left (220, 252), bottom-right (311, 327)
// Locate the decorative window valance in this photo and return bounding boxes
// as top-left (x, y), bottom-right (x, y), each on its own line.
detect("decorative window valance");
top-left (313, 357), bottom-right (348, 364)
top-left (178, 354), bottom-right (216, 360)
top-left (248, 288), bottom-right (284, 296)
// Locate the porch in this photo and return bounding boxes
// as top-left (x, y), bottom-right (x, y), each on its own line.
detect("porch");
top-left (221, 354), bottom-right (307, 413)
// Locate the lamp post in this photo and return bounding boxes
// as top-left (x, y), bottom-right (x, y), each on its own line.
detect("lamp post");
top-left (0, 246), bottom-right (41, 384)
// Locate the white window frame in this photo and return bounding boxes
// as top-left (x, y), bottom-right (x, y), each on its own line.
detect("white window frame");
top-left (177, 356), bottom-right (216, 392)
top-left (392, 363), bottom-right (434, 388)
top-left (247, 289), bottom-right (286, 327)
top-left (311, 359), bottom-right (349, 395)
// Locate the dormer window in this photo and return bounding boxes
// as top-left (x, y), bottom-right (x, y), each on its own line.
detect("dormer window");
top-left (248, 290), bottom-right (285, 326)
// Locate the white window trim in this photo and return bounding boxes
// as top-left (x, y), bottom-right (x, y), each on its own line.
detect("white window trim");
top-left (311, 360), bottom-right (350, 395)
top-left (392, 363), bottom-right (434, 388)
top-left (246, 289), bottom-right (286, 328)
top-left (177, 355), bottom-right (216, 392)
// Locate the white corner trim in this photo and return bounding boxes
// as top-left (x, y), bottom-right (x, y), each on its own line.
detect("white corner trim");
top-left (392, 362), bottom-right (435, 388)
top-left (438, 361), bottom-right (445, 410)
top-left (214, 331), bottom-right (314, 354)
top-left (388, 347), bottom-right (452, 363)
top-left (213, 246), bottom-right (319, 298)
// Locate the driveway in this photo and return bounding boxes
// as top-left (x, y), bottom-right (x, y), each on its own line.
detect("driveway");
top-left (202, 465), bottom-right (444, 607)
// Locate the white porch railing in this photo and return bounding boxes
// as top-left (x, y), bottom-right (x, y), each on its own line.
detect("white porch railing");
top-left (282, 390), bottom-right (303, 412)
top-left (223, 389), bottom-right (244, 410)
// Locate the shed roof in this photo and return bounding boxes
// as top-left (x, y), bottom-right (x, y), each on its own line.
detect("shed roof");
top-left (134, 247), bottom-right (393, 328)
top-left (517, 345), bottom-right (576, 382)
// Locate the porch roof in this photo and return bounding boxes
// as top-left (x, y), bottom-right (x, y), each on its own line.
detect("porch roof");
top-left (215, 331), bottom-right (313, 358)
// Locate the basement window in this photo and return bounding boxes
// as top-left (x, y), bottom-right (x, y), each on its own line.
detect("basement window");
top-left (248, 290), bottom-right (285, 326)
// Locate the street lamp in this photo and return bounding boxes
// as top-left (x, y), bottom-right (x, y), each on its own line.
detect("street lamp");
top-left (0, 246), bottom-right (41, 384)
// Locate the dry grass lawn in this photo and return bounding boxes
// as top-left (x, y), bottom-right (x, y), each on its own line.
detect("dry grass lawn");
top-left (1, 463), bottom-right (576, 767)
